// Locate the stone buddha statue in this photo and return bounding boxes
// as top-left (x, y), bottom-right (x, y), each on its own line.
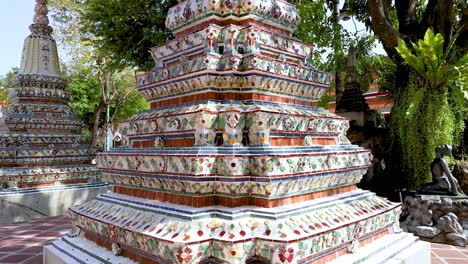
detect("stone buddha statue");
top-left (417, 144), bottom-right (466, 196)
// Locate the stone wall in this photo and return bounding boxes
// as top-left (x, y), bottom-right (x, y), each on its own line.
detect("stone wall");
top-left (401, 196), bottom-right (468, 246)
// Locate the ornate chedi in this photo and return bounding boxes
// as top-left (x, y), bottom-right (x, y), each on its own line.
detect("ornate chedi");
top-left (0, 0), bottom-right (99, 190)
top-left (46, 0), bottom-right (429, 263)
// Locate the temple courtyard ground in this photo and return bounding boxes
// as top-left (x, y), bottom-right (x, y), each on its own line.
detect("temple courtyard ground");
top-left (0, 215), bottom-right (466, 264)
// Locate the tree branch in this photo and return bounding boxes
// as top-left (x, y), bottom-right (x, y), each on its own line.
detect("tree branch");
top-left (422, 0), bottom-right (455, 46)
top-left (367, 0), bottom-right (400, 62)
top-left (395, 0), bottom-right (419, 40)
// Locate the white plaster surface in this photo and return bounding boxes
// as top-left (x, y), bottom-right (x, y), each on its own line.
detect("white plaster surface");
top-left (0, 184), bottom-right (111, 224)
top-left (44, 236), bottom-right (136, 264)
top-left (331, 231), bottom-right (431, 264)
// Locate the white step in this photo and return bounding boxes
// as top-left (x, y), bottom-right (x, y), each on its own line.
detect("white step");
top-left (44, 235), bottom-right (136, 264)
top-left (330, 231), bottom-right (431, 264)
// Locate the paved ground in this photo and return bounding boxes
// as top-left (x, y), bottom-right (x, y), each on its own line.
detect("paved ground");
top-left (0, 215), bottom-right (466, 264)
top-left (0, 216), bottom-right (71, 264)
top-left (431, 243), bottom-right (468, 264)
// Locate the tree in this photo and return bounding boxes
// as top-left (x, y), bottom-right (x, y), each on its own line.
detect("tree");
top-left (77, 0), bottom-right (178, 71)
top-left (293, 0), bottom-right (382, 110)
top-left (347, 0), bottom-right (467, 190)
top-left (0, 69), bottom-right (18, 104)
top-left (63, 59), bottom-right (149, 147)
top-left (49, 0), bottom-right (150, 148)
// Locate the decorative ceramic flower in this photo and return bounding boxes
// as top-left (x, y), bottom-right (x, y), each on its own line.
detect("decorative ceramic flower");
top-left (283, 117), bottom-right (294, 130)
top-left (278, 246), bottom-right (294, 263)
top-left (251, 113), bottom-right (269, 130)
top-left (182, 3), bottom-right (192, 20)
top-left (158, 159), bottom-right (166, 172)
top-left (176, 247), bottom-right (193, 263)
top-left (226, 243), bottom-right (243, 258)
top-left (150, 120), bottom-right (158, 131)
top-left (226, 113), bottom-right (240, 129)
top-left (170, 118), bottom-right (182, 129)
top-left (224, 0), bottom-right (235, 10)
top-left (194, 113), bottom-right (214, 130)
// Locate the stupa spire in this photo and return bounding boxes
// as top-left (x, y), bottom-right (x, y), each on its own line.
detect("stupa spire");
top-left (29, 0), bottom-right (53, 35)
top-left (33, 0), bottom-right (50, 25)
top-left (19, 0), bottom-right (59, 76)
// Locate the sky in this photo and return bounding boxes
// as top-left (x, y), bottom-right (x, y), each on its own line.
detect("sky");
top-left (0, 0), bottom-right (33, 76)
top-left (0, 0), bottom-right (384, 77)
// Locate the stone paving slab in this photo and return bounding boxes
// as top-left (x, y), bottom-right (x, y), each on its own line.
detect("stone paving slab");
top-left (0, 215), bottom-right (466, 264)
top-left (431, 242), bottom-right (468, 264)
top-left (0, 216), bottom-right (71, 264)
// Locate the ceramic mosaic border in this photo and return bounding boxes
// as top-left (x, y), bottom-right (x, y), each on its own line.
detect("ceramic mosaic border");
top-left (0, 164), bottom-right (99, 188)
top-left (70, 191), bottom-right (400, 263)
top-left (12, 73), bottom-right (67, 90)
top-left (0, 132), bottom-right (89, 147)
top-left (101, 168), bottom-right (366, 199)
top-left (12, 86), bottom-right (70, 101)
top-left (137, 73), bottom-right (329, 103)
top-left (0, 146), bottom-right (95, 164)
top-left (136, 57), bottom-right (331, 100)
top-left (95, 190), bottom-right (377, 220)
top-left (117, 101), bottom-right (348, 147)
top-left (97, 149), bottom-right (370, 176)
top-left (151, 24), bottom-right (314, 68)
top-left (5, 102), bottom-right (78, 117)
top-left (0, 164), bottom-right (97, 176)
top-left (166, 0), bottom-right (300, 33)
top-left (4, 117), bottom-right (83, 132)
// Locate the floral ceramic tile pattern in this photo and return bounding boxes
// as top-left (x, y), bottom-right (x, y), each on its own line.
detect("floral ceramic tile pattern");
top-left (52, 0), bottom-right (404, 263)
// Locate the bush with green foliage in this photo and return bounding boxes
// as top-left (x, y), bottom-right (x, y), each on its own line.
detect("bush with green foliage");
top-left (393, 29), bottom-right (467, 187)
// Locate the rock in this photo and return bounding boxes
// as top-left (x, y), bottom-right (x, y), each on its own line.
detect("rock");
top-left (437, 213), bottom-right (463, 233)
top-left (453, 161), bottom-right (468, 194)
top-left (413, 226), bottom-right (441, 238)
top-left (401, 195), bottom-right (468, 246)
top-left (445, 232), bottom-right (467, 247)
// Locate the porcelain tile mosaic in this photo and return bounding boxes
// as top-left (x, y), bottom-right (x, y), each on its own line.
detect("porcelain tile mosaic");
top-left (47, 0), bottom-right (429, 262)
top-left (0, 0), bottom-right (101, 190)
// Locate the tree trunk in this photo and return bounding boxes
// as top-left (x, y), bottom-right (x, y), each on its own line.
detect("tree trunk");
top-left (91, 99), bottom-right (105, 147)
top-left (365, 0), bottom-right (462, 194)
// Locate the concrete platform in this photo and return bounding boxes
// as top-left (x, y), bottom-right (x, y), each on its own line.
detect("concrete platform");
top-left (0, 183), bottom-right (110, 224)
top-left (330, 231), bottom-right (430, 264)
top-left (0, 215), bottom-right (466, 264)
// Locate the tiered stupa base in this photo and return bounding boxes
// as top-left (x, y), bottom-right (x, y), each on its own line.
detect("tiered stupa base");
top-left (45, 189), bottom-right (429, 263)
top-left (45, 0), bottom-right (430, 262)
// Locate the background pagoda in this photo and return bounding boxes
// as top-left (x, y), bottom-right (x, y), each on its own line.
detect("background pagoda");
top-left (47, 0), bottom-right (429, 263)
top-left (0, 0), bottom-right (108, 223)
